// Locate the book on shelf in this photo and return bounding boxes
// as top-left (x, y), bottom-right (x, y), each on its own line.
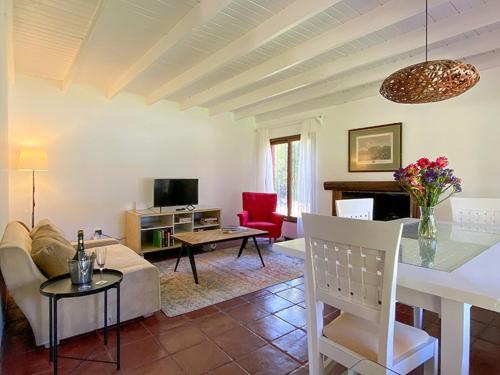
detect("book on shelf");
top-left (153, 228), bottom-right (174, 248)
top-left (153, 230), bottom-right (162, 247)
top-left (200, 217), bottom-right (218, 224)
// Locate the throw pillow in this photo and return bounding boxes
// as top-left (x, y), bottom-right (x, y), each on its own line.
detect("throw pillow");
top-left (31, 219), bottom-right (65, 239)
top-left (31, 237), bottom-right (76, 278)
top-left (31, 224), bottom-right (73, 254)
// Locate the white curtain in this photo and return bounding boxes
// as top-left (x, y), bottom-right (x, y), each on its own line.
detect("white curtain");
top-left (256, 128), bottom-right (274, 192)
top-left (297, 117), bottom-right (322, 237)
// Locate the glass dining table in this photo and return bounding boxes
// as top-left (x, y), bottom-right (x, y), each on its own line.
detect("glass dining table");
top-left (274, 218), bottom-right (500, 375)
top-left (399, 220), bottom-right (500, 272)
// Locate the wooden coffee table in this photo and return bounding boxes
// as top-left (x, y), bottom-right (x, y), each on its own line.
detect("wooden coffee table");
top-left (173, 227), bottom-right (268, 284)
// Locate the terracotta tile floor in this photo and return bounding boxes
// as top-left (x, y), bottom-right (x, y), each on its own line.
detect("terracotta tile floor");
top-left (2, 276), bottom-right (500, 374)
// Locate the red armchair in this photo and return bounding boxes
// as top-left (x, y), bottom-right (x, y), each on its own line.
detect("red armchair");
top-left (237, 192), bottom-right (284, 240)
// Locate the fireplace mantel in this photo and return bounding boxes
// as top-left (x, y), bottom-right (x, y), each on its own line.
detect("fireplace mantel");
top-left (323, 181), bottom-right (418, 218)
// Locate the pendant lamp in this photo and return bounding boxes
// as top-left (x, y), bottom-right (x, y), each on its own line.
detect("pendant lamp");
top-left (380, 0), bottom-right (480, 104)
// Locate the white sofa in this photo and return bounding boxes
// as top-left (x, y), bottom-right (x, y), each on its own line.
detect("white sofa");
top-left (0, 221), bottom-right (161, 346)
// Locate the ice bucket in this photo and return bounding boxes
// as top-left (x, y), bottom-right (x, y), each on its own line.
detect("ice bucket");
top-left (68, 255), bottom-right (95, 285)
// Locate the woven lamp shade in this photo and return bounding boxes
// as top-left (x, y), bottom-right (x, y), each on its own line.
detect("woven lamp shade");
top-left (380, 59), bottom-right (480, 104)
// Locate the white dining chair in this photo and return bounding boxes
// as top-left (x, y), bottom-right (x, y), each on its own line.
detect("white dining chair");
top-left (335, 198), bottom-right (373, 220)
top-left (451, 197), bottom-right (500, 225)
top-left (303, 214), bottom-right (438, 375)
top-left (336, 198), bottom-right (424, 329)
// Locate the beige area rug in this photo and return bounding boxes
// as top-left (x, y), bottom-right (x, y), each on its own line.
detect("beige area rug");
top-left (155, 244), bottom-right (304, 317)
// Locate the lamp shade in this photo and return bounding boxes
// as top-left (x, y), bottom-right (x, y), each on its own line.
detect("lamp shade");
top-left (18, 148), bottom-right (48, 171)
top-left (379, 59), bottom-right (480, 104)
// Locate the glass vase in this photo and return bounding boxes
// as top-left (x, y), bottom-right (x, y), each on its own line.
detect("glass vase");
top-left (418, 206), bottom-right (437, 239)
top-left (418, 237), bottom-right (437, 268)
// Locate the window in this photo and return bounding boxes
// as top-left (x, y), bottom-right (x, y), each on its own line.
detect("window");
top-left (270, 135), bottom-right (300, 220)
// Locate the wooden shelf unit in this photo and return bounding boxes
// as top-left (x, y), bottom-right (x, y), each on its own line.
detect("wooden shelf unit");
top-left (125, 207), bottom-right (221, 254)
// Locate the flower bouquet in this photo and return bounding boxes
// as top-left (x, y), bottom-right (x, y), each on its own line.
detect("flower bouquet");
top-left (394, 156), bottom-right (462, 238)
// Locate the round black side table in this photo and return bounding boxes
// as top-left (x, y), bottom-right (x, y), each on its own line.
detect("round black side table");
top-left (39, 269), bottom-right (123, 375)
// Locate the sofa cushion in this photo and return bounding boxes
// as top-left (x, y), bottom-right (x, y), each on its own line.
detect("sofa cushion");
top-left (31, 223), bottom-right (72, 255)
top-left (31, 237), bottom-right (76, 277)
top-left (31, 219), bottom-right (64, 238)
top-left (31, 220), bottom-right (76, 277)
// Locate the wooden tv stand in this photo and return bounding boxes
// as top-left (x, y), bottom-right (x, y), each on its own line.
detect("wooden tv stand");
top-left (125, 207), bottom-right (221, 254)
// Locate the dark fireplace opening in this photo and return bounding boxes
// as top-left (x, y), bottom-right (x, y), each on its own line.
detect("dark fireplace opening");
top-left (341, 192), bottom-right (410, 221)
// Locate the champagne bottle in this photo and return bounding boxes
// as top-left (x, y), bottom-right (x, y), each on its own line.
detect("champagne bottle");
top-left (73, 230), bottom-right (85, 260)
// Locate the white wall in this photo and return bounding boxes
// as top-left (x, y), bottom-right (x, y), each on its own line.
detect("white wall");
top-left (8, 75), bottom-right (257, 240)
top-left (267, 65), bottom-right (500, 225)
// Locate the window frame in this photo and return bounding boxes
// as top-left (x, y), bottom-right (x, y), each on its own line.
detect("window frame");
top-left (270, 134), bottom-right (301, 222)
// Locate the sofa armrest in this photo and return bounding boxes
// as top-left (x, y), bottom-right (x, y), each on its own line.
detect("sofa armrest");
top-left (71, 238), bottom-right (119, 250)
top-left (237, 211), bottom-right (249, 226)
top-left (270, 212), bottom-right (284, 226)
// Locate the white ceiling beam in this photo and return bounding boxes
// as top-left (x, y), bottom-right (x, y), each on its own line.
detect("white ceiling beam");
top-left (146, 0), bottom-right (341, 105)
top-left (178, 0), bottom-right (449, 110)
top-left (61, 0), bottom-right (105, 91)
top-left (220, 0), bottom-right (500, 116)
top-left (465, 49), bottom-right (500, 72)
top-left (255, 82), bottom-right (381, 124)
top-left (244, 42), bottom-right (500, 121)
top-left (232, 4), bottom-right (500, 120)
top-left (256, 51), bottom-right (500, 124)
top-left (255, 109), bottom-right (326, 129)
top-left (107, 0), bottom-right (232, 99)
top-left (6, 0), bottom-right (15, 85)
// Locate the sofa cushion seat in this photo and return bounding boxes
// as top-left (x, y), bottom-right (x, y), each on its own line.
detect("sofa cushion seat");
top-left (100, 244), bottom-right (151, 270)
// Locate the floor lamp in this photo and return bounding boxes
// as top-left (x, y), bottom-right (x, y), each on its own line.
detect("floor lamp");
top-left (18, 148), bottom-right (48, 228)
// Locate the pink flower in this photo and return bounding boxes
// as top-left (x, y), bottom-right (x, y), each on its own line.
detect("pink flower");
top-left (394, 156), bottom-right (459, 206)
top-left (435, 156), bottom-right (449, 168)
top-left (404, 164), bottom-right (419, 176)
top-left (416, 158), bottom-right (431, 169)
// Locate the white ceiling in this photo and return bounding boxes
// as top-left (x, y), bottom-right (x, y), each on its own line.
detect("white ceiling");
top-left (9, 0), bottom-right (500, 122)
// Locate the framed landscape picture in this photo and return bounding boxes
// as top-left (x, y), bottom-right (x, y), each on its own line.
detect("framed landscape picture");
top-left (348, 123), bottom-right (402, 172)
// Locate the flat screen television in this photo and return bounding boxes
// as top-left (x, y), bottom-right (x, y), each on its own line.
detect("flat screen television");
top-left (154, 179), bottom-right (199, 207)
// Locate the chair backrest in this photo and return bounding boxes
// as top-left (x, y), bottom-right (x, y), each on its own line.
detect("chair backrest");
top-left (450, 197), bottom-right (500, 225)
top-left (335, 198), bottom-right (373, 220)
top-left (242, 192), bottom-right (278, 221)
top-left (303, 213), bottom-right (403, 367)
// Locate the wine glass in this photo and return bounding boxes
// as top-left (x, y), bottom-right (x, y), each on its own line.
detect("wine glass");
top-left (78, 255), bottom-right (92, 290)
top-left (95, 247), bottom-right (107, 285)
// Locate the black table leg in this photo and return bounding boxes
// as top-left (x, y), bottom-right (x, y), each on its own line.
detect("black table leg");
top-left (53, 297), bottom-right (58, 375)
top-left (237, 237), bottom-right (248, 258)
top-left (186, 245), bottom-right (199, 284)
top-left (116, 284), bottom-right (120, 370)
top-left (49, 296), bottom-right (53, 362)
top-left (174, 244), bottom-right (185, 272)
top-left (104, 290), bottom-right (108, 345)
top-left (252, 236), bottom-right (266, 267)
